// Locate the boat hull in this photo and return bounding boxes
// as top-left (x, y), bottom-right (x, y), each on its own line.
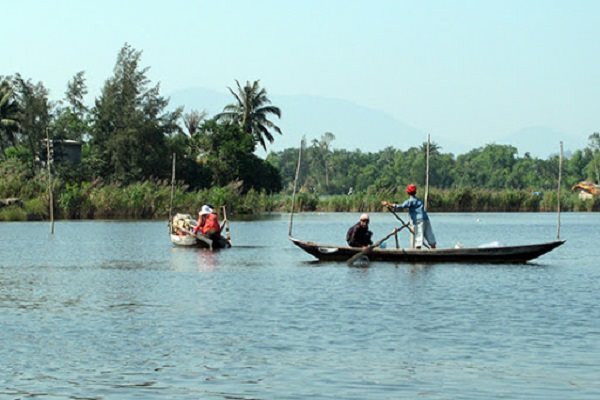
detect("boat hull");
top-left (290, 237), bottom-right (565, 264)
top-left (170, 233), bottom-right (231, 249)
top-left (170, 213), bottom-right (231, 249)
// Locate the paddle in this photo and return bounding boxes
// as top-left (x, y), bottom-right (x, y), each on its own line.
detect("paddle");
top-left (384, 205), bottom-right (414, 234)
top-left (181, 228), bottom-right (214, 249)
top-left (221, 205), bottom-right (231, 242)
top-left (384, 204), bottom-right (431, 249)
top-left (346, 227), bottom-right (403, 266)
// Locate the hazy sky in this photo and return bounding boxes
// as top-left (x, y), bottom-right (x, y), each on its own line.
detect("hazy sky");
top-left (2, 0), bottom-right (599, 152)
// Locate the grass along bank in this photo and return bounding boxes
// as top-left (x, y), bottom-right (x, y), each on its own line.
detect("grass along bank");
top-left (1, 183), bottom-right (598, 222)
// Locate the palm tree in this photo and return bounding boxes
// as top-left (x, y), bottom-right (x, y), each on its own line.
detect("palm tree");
top-left (183, 109), bottom-right (207, 137)
top-left (0, 80), bottom-right (20, 153)
top-left (216, 80), bottom-right (282, 151)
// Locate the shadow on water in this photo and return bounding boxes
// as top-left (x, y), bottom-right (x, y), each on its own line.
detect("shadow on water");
top-left (100, 260), bottom-right (165, 270)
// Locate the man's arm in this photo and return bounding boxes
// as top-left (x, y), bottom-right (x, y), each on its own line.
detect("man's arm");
top-left (346, 224), bottom-right (359, 246)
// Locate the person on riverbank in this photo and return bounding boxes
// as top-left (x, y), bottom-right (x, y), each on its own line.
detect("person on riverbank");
top-left (193, 204), bottom-right (222, 240)
top-left (382, 184), bottom-right (437, 249)
top-left (346, 213), bottom-right (373, 247)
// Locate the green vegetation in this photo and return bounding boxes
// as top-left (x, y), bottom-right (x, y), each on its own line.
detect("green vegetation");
top-left (2, 43), bottom-right (600, 221)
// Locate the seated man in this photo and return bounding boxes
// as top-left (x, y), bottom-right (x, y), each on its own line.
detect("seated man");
top-left (193, 204), bottom-right (222, 240)
top-left (346, 213), bottom-right (373, 247)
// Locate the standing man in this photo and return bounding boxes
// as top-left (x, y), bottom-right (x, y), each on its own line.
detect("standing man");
top-left (382, 184), bottom-right (436, 249)
top-left (346, 213), bottom-right (373, 247)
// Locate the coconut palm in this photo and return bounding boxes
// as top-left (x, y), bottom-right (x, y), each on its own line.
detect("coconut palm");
top-left (0, 80), bottom-right (20, 152)
top-left (183, 109), bottom-right (207, 137)
top-left (216, 80), bottom-right (282, 151)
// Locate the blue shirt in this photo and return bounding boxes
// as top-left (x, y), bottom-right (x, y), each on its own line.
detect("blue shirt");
top-left (392, 196), bottom-right (429, 223)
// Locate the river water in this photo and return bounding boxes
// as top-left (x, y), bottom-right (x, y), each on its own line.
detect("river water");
top-left (1, 212), bottom-right (598, 399)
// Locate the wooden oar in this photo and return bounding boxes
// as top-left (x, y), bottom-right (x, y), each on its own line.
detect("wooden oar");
top-left (385, 205), bottom-right (431, 249)
top-left (385, 205), bottom-right (414, 234)
top-left (221, 205), bottom-right (231, 242)
top-left (346, 227), bottom-right (403, 266)
top-left (181, 228), bottom-right (213, 250)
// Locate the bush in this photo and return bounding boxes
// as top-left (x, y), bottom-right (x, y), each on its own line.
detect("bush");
top-left (0, 158), bottom-right (31, 198)
top-left (0, 206), bottom-right (28, 221)
top-left (58, 182), bottom-right (95, 219)
top-left (24, 197), bottom-right (48, 220)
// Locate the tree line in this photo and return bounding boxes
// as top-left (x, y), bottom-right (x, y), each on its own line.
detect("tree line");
top-left (1, 43), bottom-right (283, 196)
top-left (268, 134), bottom-right (600, 196)
top-left (2, 43), bottom-right (600, 220)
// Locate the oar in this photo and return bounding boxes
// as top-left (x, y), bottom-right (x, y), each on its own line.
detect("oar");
top-left (385, 205), bottom-right (431, 249)
top-left (346, 227), bottom-right (403, 266)
top-left (221, 205), bottom-right (231, 242)
top-left (181, 228), bottom-right (213, 250)
top-left (385, 205), bottom-right (414, 234)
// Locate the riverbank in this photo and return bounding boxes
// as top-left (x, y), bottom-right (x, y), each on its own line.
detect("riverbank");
top-left (1, 181), bottom-right (598, 221)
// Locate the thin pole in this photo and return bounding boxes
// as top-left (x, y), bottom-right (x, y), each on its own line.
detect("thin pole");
top-left (557, 141), bottom-right (563, 239)
top-left (222, 205), bottom-right (231, 241)
top-left (424, 134), bottom-right (430, 210)
top-left (168, 153), bottom-right (176, 234)
top-left (46, 130), bottom-right (54, 235)
top-left (288, 140), bottom-right (303, 237)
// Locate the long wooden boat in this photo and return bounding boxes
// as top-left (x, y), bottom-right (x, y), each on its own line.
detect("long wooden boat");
top-left (170, 213), bottom-right (231, 250)
top-left (289, 237), bottom-right (565, 264)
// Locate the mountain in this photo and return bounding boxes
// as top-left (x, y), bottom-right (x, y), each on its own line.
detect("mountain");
top-left (168, 87), bottom-right (468, 155)
top-left (496, 126), bottom-right (588, 158)
top-left (167, 87), bottom-right (587, 158)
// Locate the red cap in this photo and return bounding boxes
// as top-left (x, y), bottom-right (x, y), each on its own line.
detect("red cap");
top-left (406, 184), bottom-right (417, 195)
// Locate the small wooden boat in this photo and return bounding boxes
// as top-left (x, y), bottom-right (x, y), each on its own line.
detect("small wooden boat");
top-left (289, 237), bottom-right (565, 264)
top-left (170, 213), bottom-right (231, 250)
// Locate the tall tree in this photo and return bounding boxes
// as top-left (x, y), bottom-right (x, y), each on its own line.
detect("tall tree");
top-left (11, 74), bottom-right (52, 171)
top-left (182, 109), bottom-right (207, 158)
top-left (91, 43), bottom-right (181, 182)
top-left (315, 132), bottom-right (335, 189)
top-left (52, 71), bottom-right (90, 141)
top-left (454, 144), bottom-right (518, 188)
top-left (216, 80), bottom-right (282, 151)
top-left (586, 132), bottom-right (600, 183)
top-left (193, 120), bottom-right (281, 192)
top-left (0, 79), bottom-right (21, 154)
top-left (182, 109), bottom-right (207, 137)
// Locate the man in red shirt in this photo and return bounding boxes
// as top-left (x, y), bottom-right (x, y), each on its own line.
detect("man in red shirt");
top-left (193, 204), bottom-right (222, 240)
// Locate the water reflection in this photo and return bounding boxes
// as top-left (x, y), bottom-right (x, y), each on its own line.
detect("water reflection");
top-left (0, 215), bottom-right (597, 399)
top-left (195, 250), bottom-right (218, 272)
top-left (168, 246), bottom-right (220, 272)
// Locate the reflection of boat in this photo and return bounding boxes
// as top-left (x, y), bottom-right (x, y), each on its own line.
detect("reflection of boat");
top-left (170, 213), bottom-right (231, 249)
top-left (289, 237), bottom-right (565, 264)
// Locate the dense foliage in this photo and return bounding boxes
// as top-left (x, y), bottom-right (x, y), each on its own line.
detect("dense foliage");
top-left (1, 44), bottom-right (282, 206)
top-left (267, 134), bottom-right (598, 196)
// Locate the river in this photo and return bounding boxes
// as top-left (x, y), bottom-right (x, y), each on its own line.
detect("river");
top-left (1, 212), bottom-right (598, 399)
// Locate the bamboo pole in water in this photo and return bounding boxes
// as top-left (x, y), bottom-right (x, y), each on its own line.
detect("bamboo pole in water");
top-left (168, 153), bottom-right (176, 234)
top-left (288, 140), bottom-right (303, 237)
top-left (424, 133), bottom-right (430, 210)
top-left (557, 141), bottom-right (563, 239)
top-left (46, 130), bottom-right (54, 235)
top-left (222, 205), bottom-right (231, 242)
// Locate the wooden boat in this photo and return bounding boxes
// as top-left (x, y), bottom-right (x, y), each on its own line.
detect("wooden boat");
top-left (170, 213), bottom-right (231, 249)
top-left (289, 237), bottom-right (565, 264)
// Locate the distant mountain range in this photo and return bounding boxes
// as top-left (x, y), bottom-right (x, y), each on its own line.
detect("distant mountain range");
top-left (168, 87), bottom-right (588, 158)
top-left (496, 126), bottom-right (587, 158)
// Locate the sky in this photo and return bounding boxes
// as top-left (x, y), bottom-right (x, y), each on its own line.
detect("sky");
top-left (2, 0), bottom-right (599, 155)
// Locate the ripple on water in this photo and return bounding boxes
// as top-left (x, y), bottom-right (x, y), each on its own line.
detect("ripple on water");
top-left (1, 216), bottom-right (599, 399)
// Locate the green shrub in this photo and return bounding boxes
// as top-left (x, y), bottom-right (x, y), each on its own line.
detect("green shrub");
top-left (24, 197), bottom-right (48, 220)
top-left (0, 206), bottom-right (28, 221)
top-left (58, 183), bottom-right (95, 219)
